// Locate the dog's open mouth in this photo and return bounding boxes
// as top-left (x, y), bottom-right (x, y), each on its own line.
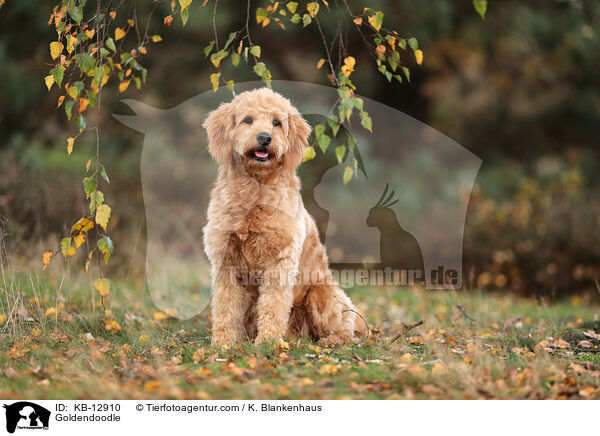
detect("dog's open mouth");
top-left (247, 147), bottom-right (273, 162)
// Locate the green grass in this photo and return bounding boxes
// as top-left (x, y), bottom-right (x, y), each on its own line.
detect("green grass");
top-left (1, 270), bottom-right (599, 399)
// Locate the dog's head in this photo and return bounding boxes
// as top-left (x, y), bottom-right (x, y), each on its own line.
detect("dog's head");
top-left (203, 88), bottom-right (311, 178)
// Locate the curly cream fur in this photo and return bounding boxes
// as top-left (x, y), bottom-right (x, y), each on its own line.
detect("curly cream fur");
top-left (203, 88), bottom-right (362, 346)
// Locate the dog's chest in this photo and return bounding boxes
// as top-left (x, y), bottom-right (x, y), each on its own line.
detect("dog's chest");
top-left (231, 204), bottom-right (296, 269)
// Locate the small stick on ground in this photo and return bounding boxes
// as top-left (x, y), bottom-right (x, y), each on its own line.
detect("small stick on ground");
top-left (455, 305), bottom-right (494, 329)
top-left (389, 320), bottom-right (424, 344)
top-left (332, 291), bottom-right (371, 341)
top-left (342, 308), bottom-right (370, 335)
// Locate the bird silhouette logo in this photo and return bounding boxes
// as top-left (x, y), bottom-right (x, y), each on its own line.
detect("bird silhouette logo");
top-left (366, 183), bottom-right (424, 276)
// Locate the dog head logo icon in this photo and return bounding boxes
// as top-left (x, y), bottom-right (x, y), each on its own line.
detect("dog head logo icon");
top-left (3, 402), bottom-right (50, 433)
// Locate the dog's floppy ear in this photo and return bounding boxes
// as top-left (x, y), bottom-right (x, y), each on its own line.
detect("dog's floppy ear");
top-left (203, 102), bottom-right (234, 164)
top-left (283, 111), bottom-right (311, 171)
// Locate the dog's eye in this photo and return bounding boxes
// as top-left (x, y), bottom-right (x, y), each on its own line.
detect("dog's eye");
top-left (243, 116), bottom-right (253, 125)
top-left (272, 119), bottom-right (281, 127)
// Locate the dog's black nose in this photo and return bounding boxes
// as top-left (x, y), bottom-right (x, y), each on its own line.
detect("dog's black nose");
top-left (256, 132), bottom-right (272, 146)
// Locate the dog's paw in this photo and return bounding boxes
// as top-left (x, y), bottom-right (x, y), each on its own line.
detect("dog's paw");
top-left (254, 333), bottom-right (278, 346)
top-left (211, 330), bottom-right (242, 346)
top-left (317, 334), bottom-right (353, 347)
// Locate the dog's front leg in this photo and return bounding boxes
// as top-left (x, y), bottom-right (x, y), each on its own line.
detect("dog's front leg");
top-left (254, 258), bottom-right (297, 344)
top-left (211, 266), bottom-right (247, 345)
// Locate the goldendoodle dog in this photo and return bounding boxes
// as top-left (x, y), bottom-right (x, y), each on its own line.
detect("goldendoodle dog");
top-left (202, 87), bottom-right (363, 346)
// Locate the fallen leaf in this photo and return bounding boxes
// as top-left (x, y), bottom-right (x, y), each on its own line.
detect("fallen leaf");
top-left (144, 380), bottom-right (162, 393)
top-left (579, 385), bottom-right (596, 397)
top-left (582, 330), bottom-right (600, 340)
top-left (318, 364), bottom-right (338, 375)
top-left (4, 367), bottom-right (19, 379)
top-left (578, 340), bottom-right (594, 348)
top-left (104, 319), bottom-right (122, 333)
top-left (399, 353), bottom-right (414, 363)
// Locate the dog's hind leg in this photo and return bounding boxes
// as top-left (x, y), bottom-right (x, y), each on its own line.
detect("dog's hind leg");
top-left (305, 283), bottom-right (356, 346)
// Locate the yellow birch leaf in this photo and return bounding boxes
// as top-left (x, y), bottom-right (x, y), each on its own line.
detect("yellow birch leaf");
top-left (316, 58), bottom-right (325, 69)
top-left (118, 79), bottom-right (131, 93)
top-left (387, 36), bottom-right (396, 50)
top-left (42, 251), bottom-right (53, 271)
top-left (115, 27), bottom-right (126, 41)
top-left (50, 41), bottom-right (63, 60)
top-left (71, 217), bottom-right (94, 234)
top-left (343, 166), bottom-right (353, 185)
top-left (77, 97), bottom-right (89, 114)
top-left (95, 204), bottom-right (111, 230)
top-left (67, 137), bottom-right (75, 155)
top-left (414, 49), bottom-right (423, 65)
top-left (73, 233), bottom-right (85, 248)
top-left (303, 146), bottom-right (316, 162)
top-left (66, 35), bottom-right (77, 53)
top-left (60, 237), bottom-right (76, 257)
top-left (368, 11), bottom-right (383, 31)
top-left (44, 75), bottom-right (54, 91)
top-left (179, 0), bottom-right (192, 10)
top-left (307, 2), bottom-right (319, 18)
top-left (210, 72), bottom-right (220, 92)
top-left (341, 56), bottom-right (356, 77)
top-left (94, 278), bottom-right (111, 297)
top-left (67, 85), bottom-right (79, 99)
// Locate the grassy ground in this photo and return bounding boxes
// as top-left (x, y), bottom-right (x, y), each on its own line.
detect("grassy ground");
top-left (1, 269), bottom-right (600, 400)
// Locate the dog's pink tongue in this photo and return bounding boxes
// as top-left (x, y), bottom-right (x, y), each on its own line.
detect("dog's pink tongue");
top-left (255, 150), bottom-right (269, 159)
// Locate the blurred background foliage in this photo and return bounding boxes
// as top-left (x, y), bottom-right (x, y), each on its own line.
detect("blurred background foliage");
top-left (1, 0), bottom-right (599, 297)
